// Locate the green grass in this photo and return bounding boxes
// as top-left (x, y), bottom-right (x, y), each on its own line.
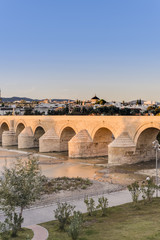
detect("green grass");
top-left (2, 228), bottom-right (33, 239)
top-left (41, 198), bottom-right (160, 240)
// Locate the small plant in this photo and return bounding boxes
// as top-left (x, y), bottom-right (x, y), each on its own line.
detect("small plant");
top-left (68, 211), bottom-right (83, 240)
top-left (127, 181), bottom-right (141, 206)
top-left (42, 177), bottom-right (92, 194)
top-left (25, 234), bottom-right (31, 240)
top-left (84, 197), bottom-right (96, 216)
top-left (96, 196), bottom-right (108, 216)
top-left (0, 222), bottom-right (10, 240)
top-left (6, 211), bottom-right (24, 237)
top-left (54, 202), bottom-right (75, 231)
top-left (141, 178), bottom-right (157, 202)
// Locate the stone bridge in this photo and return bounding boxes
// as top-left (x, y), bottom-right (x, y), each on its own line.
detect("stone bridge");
top-left (0, 116), bottom-right (160, 165)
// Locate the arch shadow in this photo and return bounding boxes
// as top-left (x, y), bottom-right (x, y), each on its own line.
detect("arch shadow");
top-left (60, 127), bottom-right (76, 151)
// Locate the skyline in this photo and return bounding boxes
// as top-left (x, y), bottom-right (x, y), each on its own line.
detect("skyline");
top-left (0, 93), bottom-right (159, 103)
top-left (0, 0), bottom-right (160, 101)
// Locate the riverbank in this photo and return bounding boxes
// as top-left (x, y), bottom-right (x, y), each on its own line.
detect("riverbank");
top-left (32, 180), bottom-right (125, 208)
top-left (0, 146), bottom-right (158, 209)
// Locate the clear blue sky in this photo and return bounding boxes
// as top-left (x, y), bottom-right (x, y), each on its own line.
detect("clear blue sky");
top-left (0, 0), bottom-right (160, 101)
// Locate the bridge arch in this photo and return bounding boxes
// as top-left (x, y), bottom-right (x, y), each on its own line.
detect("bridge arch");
top-left (0, 121), bottom-right (9, 131)
top-left (134, 123), bottom-right (160, 162)
top-left (93, 127), bottom-right (115, 156)
top-left (134, 122), bottom-right (160, 144)
top-left (0, 122), bottom-right (9, 144)
top-left (60, 126), bottom-right (76, 151)
top-left (15, 120), bottom-right (27, 130)
top-left (91, 124), bottom-right (116, 140)
top-left (16, 122), bottom-right (26, 136)
top-left (34, 126), bottom-right (45, 147)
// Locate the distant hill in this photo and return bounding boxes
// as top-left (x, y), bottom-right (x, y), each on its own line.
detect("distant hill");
top-left (2, 97), bottom-right (38, 102)
top-left (2, 97), bottom-right (72, 102)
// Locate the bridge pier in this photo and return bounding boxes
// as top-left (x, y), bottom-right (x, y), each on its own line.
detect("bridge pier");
top-left (0, 116), bottom-right (159, 165)
top-left (18, 127), bottom-right (34, 149)
top-left (39, 128), bottom-right (60, 152)
top-left (108, 132), bottom-right (136, 165)
top-left (2, 120), bottom-right (17, 147)
top-left (69, 129), bottom-right (93, 158)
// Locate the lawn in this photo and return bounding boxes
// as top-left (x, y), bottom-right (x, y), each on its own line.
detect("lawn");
top-left (41, 197), bottom-right (160, 240)
top-left (4, 228), bottom-right (33, 239)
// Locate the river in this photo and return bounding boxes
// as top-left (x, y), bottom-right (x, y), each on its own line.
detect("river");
top-left (0, 146), bottom-right (106, 179)
top-left (0, 146), bottom-right (158, 185)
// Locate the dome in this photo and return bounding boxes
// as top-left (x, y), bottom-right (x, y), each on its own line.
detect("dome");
top-left (91, 95), bottom-right (100, 100)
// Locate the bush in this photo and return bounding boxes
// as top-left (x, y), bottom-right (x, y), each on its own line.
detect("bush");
top-left (0, 222), bottom-right (10, 240)
top-left (54, 202), bottom-right (75, 231)
top-left (127, 181), bottom-right (141, 206)
top-left (141, 178), bottom-right (157, 202)
top-left (68, 211), bottom-right (83, 240)
top-left (84, 197), bottom-right (96, 216)
top-left (4, 211), bottom-right (23, 237)
top-left (96, 196), bottom-right (108, 216)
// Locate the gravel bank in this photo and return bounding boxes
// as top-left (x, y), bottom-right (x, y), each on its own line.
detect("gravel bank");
top-left (31, 180), bottom-right (125, 208)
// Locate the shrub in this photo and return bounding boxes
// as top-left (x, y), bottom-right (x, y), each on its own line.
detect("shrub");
top-left (68, 211), bottom-right (83, 240)
top-left (84, 197), bottom-right (96, 216)
top-left (127, 181), bottom-right (141, 206)
top-left (0, 222), bottom-right (10, 240)
top-left (54, 202), bottom-right (75, 231)
top-left (141, 178), bottom-right (157, 202)
top-left (96, 196), bottom-right (108, 216)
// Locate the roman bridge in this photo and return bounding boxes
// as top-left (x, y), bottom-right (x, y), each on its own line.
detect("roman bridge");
top-left (0, 115), bottom-right (160, 165)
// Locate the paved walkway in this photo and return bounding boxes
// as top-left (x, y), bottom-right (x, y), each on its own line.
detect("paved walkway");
top-left (21, 189), bottom-right (132, 226)
top-left (27, 224), bottom-right (48, 240)
top-left (0, 189), bottom-right (132, 226)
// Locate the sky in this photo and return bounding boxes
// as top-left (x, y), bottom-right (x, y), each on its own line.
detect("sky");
top-left (0, 0), bottom-right (160, 101)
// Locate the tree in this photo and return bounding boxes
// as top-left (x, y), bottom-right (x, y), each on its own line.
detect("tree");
top-left (24, 108), bottom-right (33, 115)
top-left (136, 99), bottom-right (142, 105)
top-left (0, 157), bottom-right (43, 237)
top-left (98, 99), bottom-right (106, 105)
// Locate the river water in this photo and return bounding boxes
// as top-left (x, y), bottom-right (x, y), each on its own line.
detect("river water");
top-left (0, 147), bottom-right (106, 179)
top-left (0, 146), bottom-right (158, 184)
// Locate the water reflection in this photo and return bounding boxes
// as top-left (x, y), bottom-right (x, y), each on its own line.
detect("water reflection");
top-left (0, 147), bottom-right (105, 179)
top-left (0, 146), bottom-right (158, 185)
